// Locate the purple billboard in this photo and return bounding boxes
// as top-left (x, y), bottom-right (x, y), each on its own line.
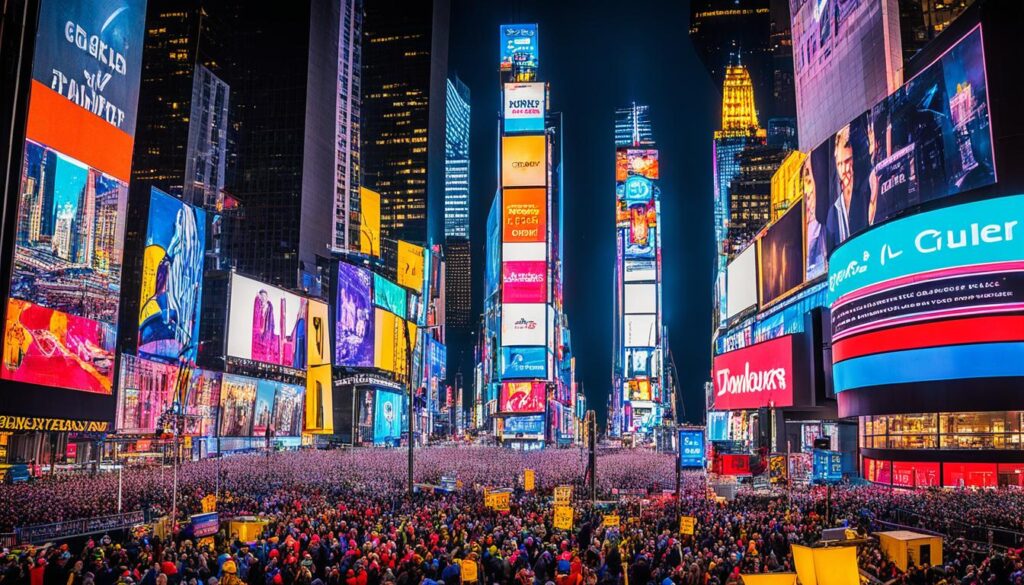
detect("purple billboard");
top-left (335, 263), bottom-right (374, 367)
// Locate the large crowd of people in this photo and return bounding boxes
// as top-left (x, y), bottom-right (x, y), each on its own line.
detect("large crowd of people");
top-left (0, 447), bottom-right (1022, 585)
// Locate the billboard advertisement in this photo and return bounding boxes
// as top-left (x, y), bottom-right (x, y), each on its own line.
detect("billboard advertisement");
top-left (712, 336), bottom-right (795, 410)
top-left (503, 242), bottom-right (546, 261)
top-left (374, 308), bottom-right (414, 375)
top-left (138, 188), bottom-right (206, 363)
top-left (502, 261), bottom-right (546, 303)
top-left (501, 303), bottom-right (545, 346)
top-left (624, 314), bottom-right (657, 347)
top-left (504, 82), bottom-right (545, 133)
top-left (624, 259), bottom-right (657, 282)
top-left (359, 187), bottom-right (381, 257)
top-left (726, 244), bottom-right (757, 320)
top-left (790, 0), bottom-right (902, 151)
top-left (272, 382), bottom-right (304, 436)
top-left (184, 368), bottom-right (221, 437)
top-left (373, 390), bottom-right (403, 445)
top-left (397, 240), bottom-right (424, 293)
top-left (499, 24), bottom-right (538, 72)
top-left (486, 197), bottom-right (501, 298)
top-left (305, 365), bottom-right (333, 433)
top-left (501, 346), bottom-right (548, 379)
top-left (373, 273), bottom-right (407, 319)
top-left (500, 381), bottom-right (545, 413)
top-left (758, 201), bottom-right (804, 306)
top-left (115, 354), bottom-right (177, 434)
top-left (624, 283), bottom-right (657, 314)
top-left (307, 299), bottom-right (329, 367)
top-left (625, 227), bottom-right (657, 259)
top-left (226, 274), bottom-right (307, 370)
top-left (335, 263), bottom-right (374, 366)
top-left (812, 450), bottom-right (844, 483)
top-left (679, 428), bottom-right (706, 469)
top-left (828, 195), bottom-right (1024, 335)
top-left (501, 136), bottom-right (546, 188)
top-left (503, 414), bottom-right (544, 436)
top-left (808, 26), bottom-right (995, 259)
top-left (502, 188), bottom-right (546, 242)
top-left (252, 379), bottom-right (277, 436)
top-left (219, 374), bottom-right (257, 436)
top-left (616, 149), bottom-right (659, 181)
top-left (626, 379), bottom-right (652, 402)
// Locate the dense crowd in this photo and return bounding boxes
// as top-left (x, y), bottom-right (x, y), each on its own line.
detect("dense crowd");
top-left (0, 448), bottom-right (1022, 585)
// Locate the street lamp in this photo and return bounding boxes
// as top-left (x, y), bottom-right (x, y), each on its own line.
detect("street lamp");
top-left (402, 309), bottom-right (441, 496)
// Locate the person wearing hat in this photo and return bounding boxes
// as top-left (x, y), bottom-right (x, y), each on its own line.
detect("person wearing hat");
top-left (218, 561), bottom-right (241, 585)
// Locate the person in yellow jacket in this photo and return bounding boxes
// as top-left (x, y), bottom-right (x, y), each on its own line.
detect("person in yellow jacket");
top-left (460, 552), bottom-right (479, 585)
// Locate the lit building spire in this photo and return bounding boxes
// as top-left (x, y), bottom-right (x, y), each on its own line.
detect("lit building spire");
top-left (720, 64), bottom-right (760, 133)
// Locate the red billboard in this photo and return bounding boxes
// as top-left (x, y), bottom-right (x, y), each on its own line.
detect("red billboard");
top-left (712, 336), bottom-right (795, 410)
top-left (500, 381), bottom-right (546, 413)
top-left (502, 261), bottom-right (546, 303)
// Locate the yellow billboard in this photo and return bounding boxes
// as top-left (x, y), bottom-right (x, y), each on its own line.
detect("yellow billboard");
top-left (308, 299), bottom-right (330, 367)
top-left (373, 308), bottom-right (417, 376)
top-left (305, 365), bottom-right (334, 433)
top-left (502, 135), bottom-right (546, 187)
top-left (397, 240), bottom-right (425, 293)
top-left (553, 506), bottom-right (573, 530)
top-left (360, 187), bottom-right (381, 257)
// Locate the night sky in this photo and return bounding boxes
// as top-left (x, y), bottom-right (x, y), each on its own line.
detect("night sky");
top-left (449, 0), bottom-right (721, 426)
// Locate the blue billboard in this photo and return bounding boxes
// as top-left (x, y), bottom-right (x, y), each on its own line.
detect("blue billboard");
top-left (374, 390), bottom-right (403, 445)
top-left (504, 414), bottom-right (544, 436)
top-left (679, 428), bottom-right (706, 469)
top-left (373, 273), bottom-right (407, 319)
top-left (501, 346), bottom-right (547, 379)
top-left (812, 449), bottom-right (843, 483)
top-left (499, 24), bottom-right (538, 72)
top-left (190, 512), bottom-right (219, 538)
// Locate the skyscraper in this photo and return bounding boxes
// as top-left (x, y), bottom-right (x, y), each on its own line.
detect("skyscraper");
top-left (727, 145), bottom-right (790, 251)
top-left (225, 0), bottom-right (363, 288)
top-left (614, 102), bottom-right (654, 148)
top-left (361, 0), bottom-right (451, 246)
top-left (444, 76), bottom-right (471, 239)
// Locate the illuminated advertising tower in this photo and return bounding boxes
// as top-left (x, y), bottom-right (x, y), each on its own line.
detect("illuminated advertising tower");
top-left (612, 103), bottom-right (666, 438)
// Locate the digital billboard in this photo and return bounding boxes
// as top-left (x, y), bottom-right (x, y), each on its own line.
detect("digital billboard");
top-left (501, 136), bottom-right (546, 188)
top-left (501, 346), bottom-right (548, 379)
top-left (502, 188), bottom-right (546, 242)
top-left (272, 382), bottom-right (304, 436)
top-left (373, 273), bottom-right (407, 319)
top-left (504, 82), bottom-right (545, 133)
top-left (802, 142), bottom-right (832, 281)
top-left (501, 303), bottom-right (545, 346)
top-left (624, 259), bottom-right (657, 282)
top-left (502, 261), bottom-right (546, 303)
top-left (679, 428), bottom-right (706, 469)
top-left (726, 244), bottom-right (757, 320)
top-left (623, 314), bottom-right (657, 347)
top-left (226, 274), bottom-right (307, 370)
top-left (499, 24), bottom-right (538, 72)
top-left (307, 299), bottom-right (329, 367)
top-left (624, 283), bottom-right (657, 314)
top-left (790, 0), bottom-right (902, 151)
top-left (616, 149), bottom-right (659, 181)
top-left (625, 348), bottom-right (654, 378)
top-left (359, 187), bottom-right (381, 257)
top-left (374, 308), bottom-right (415, 375)
top-left (812, 450), bottom-right (843, 483)
top-left (626, 379), bottom-right (652, 402)
top-left (305, 365), bottom-right (333, 434)
top-left (252, 379), bottom-right (277, 437)
top-left (486, 197), bottom-right (501, 299)
top-left (500, 381), bottom-right (545, 413)
top-left (503, 242), bottom-right (546, 261)
top-left (184, 368), bottom-right (220, 437)
top-left (758, 201), bottom-right (804, 306)
top-left (712, 336), bottom-right (795, 410)
top-left (625, 227), bottom-right (657, 259)
top-left (810, 26), bottom-right (995, 259)
top-left (335, 263), bottom-right (374, 366)
top-left (115, 355), bottom-right (177, 434)
top-left (373, 390), bottom-right (403, 445)
top-left (397, 240), bottom-right (424, 293)
top-left (138, 188), bottom-right (206, 363)
top-left (219, 374), bottom-right (257, 437)
top-left (503, 414), bottom-right (544, 436)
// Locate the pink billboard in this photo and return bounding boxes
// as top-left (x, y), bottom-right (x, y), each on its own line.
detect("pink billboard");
top-left (712, 336), bottom-right (795, 410)
top-left (502, 261), bottom-right (546, 303)
top-left (500, 381), bottom-right (546, 414)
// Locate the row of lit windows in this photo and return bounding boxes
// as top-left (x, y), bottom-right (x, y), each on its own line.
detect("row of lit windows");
top-left (860, 412), bottom-right (1024, 451)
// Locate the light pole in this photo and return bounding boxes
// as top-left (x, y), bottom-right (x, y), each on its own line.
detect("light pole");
top-left (402, 306), bottom-right (440, 496)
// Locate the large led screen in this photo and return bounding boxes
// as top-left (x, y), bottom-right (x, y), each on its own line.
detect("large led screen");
top-left (501, 346), bottom-right (548, 379)
top-left (307, 299), bottom-right (329, 367)
top-left (226, 274), bottom-right (307, 370)
top-left (115, 354), bottom-right (177, 434)
top-left (138, 188), bottom-right (206, 363)
top-left (679, 429), bottom-right (706, 469)
top-left (712, 336), bottom-right (795, 410)
top-left (624, 283), bottom-right (657, 315)
top-left (726, 244), bottom-right (757, 320)
top-left (374, 390), bottom-right (403, 445)
top-left (359, 187), bottom-right (381, 257)
top-left (500, 381), bottom-right (545, 413)
top-left (624, 259), bottom-right (657, 283)
top-left (184, 368), bottom-right (220, 437)
top-left (335, 264), bottom-right (374, 367)
top-left (503, 242), bottom-right (546, 261)
top-left (503, 188), bottom-right (546, 242)
top-left (616, 149), bottom-right (659, 181)
top-left (374, 308), bottom-right (414, 375)
top-left (504, 82), bottom-right (545, 133)
top-left (501, 303), bottom-right (545, 347)
top-left (304, 365), bottom-right (333, 434)
top-left (759, 201), bottom-right (804, 306)
top-left (623, 314), bottom-right (657, 347)
top-left (272, 382), bottom-right (304, 437)
top-left (503, 414), bottom-right (544, 436)
top-left (373, 273), bottom-right (407, 319)
top-left (501, 136), bottom-right (546, 188)
top-left (486, 197), bottom-right (501, 298)
top-left (790, 0), bottom-right (901, 151)
top-left (499, 24), bottom-right (538, 72)
top-left (219, 374), bottom-right (257, 437)
top-left (252, 379), bottom-right (277, 437)
top-left (396, 241), bottom-right (424, 293)
top-left (810, 26), bottom-right (995, 259)
top-left (503, 261), bottom-right (546, 303)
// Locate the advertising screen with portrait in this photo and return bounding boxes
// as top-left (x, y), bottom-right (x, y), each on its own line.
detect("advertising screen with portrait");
top-left (373, 390), bottom-right (403, 445)
top-left (227, 274), bottom-right (307, 370)
top-left (500, 381), bottom-right (546, 413)
top-left (219, 374), bottom-right (257, 437)
top-left (502, 136), bottom-right (546, 188)
top-left (184, 368), bottom-right (221, 437)
top-left (272, 382), bottom-right (304, 437)
top-left (335, 263), bottom-right (374, 367)
top-left (251, 379), bottom-right (278, 437)
top-left (138, 188), bottom-right (206, 363)
top-left (759, 201), bottom-right (804, 306)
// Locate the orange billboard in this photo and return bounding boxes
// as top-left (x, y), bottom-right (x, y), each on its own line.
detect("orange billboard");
top-left (503, 188), bottom-right (547, 243)
top-left (502, 135), bottom-right (546, 187)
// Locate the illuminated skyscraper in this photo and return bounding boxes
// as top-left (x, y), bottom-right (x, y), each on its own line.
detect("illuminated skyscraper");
top-left (361, 0), bottom-right (451, 246)
top-left (727, 145), bottom-right (789, 251)
top-left (444, 76), bottom-right (473, 384)
top-left (445, 77), bottom-right (471, 239)
top-left (614, 103), bottom-right (654, 148)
